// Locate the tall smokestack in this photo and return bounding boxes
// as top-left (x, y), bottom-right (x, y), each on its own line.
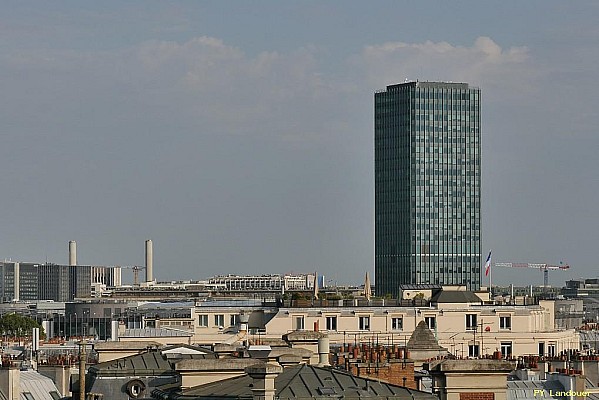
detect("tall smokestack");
top-left (145, 239), bottom-right (153, 282)
top-left (69, 241), bottom-right (77, 266)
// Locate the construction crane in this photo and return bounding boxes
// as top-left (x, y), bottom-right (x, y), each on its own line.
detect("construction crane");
top-left (493, 262), bottom-right (570, 288)
top-left (119, 266), bottom-right (146, 285)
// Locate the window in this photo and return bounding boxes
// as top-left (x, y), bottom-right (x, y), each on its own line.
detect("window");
top-left (548, 343), bottom-right (556, 357)
top-left (295, 316), bottom-right (305, 330)
top-left (214, 314), bottom-right (225, 328)
top-left (326, 316), bottom-right (337, 331)
top-left (500, 342), bottom-right (512, 358)
top-left (538, 342), bottom-right (545, 357)
top-left (391, 317), bottom-right (403, 331)
top-left (359, 316), bottom-right (370, 331)
top-left (500, 315), bottom-right (511, 330)
top-left (230, 314), bottom-right (239, 327)
top-left (126, 379), bottom-right (146, 398)
top-left (466, 314), bottom-right (477, 330)
top-left (198, 315), bottom-right (208, 327)
top-left (425, 316), bottom-right (436, 330)
top-left (468, 344), bottom-right (479, 357)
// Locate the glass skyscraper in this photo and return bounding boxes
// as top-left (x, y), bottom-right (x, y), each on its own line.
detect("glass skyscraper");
top-left (375, 81), bottom-right (481, 298)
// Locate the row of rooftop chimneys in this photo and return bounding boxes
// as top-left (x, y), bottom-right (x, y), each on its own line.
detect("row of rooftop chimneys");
top-left (68, 239), bottom-right (154, 283)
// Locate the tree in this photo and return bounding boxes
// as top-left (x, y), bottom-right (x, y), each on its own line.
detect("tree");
top-left (0, 313), bottom-right (45, 339)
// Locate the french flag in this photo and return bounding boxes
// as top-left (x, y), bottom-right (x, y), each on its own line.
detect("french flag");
top-left (484, 250), bottom-right (492, 276)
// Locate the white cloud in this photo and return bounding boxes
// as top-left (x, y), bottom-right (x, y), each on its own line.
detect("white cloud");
top-left (1, 35), bottom-right (541, 143)
top-left (0, 36), bottom-right (345, 141)
top-left (355, 36), bottom-right (535, 96)
top-left (128, 37), bottom-right (340, 139)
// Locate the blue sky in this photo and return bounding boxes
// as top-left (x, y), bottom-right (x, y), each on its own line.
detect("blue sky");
top-left (1, 1), bottom-right (598, 287)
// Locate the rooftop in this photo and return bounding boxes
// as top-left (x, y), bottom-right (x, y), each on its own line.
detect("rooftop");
top-left (89, 350), bottom-right (173, 375)
top-left (428, 359), bottom-right (514, 373)
top-left (407, 321), bottom-right (445, 351)
top-left (430, 290), bottom-right (482, 304)
top-left (160, 364), bottom-right (438, 400)
top-left (121, 327), bottom-right (193, 337)
top-left (385, 81), bottom-right (471, 91)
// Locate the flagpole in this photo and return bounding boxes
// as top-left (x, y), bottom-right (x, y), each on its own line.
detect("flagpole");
top-left (488, 249), bottom-right (492, 296)
top-left (489, 258), bottom-right (492, 296)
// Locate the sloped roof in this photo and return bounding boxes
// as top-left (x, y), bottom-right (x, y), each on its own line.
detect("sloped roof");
top-left (19, 370), bottom-right (63, 400)
top-left (430, 290), bottom-right (481, 304)
top-left (161, 344), bottom-right (215, 355)
top-left (166, 364), bottom-right (437, 400)
top-left (407, 321), bottom-right (445, 350)
top-left (89, 350), bottom-right (174, 376)
top-left (507, 380), bottom-right (566, 400)
top-left (90, 348), bottom-right (218, 376)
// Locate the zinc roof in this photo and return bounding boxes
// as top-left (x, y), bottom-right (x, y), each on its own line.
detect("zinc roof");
top-left (507, 380), bottom-right (566, 400)
top-left (19, 370), bottom-right (63, 400)
top-left (174, 364), bottom-right (437, 400)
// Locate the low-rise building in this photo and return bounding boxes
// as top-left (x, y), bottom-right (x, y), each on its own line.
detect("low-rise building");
top-left (260, 296), bottom-right (578, 359)
top-left (206, 273), bottom-right (317, 292)
top-left (37, 288), bottom-right (581, 361)
top-left (181, 289), bottom-right (579, 359)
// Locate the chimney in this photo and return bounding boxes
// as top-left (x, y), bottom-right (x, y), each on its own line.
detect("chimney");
top-left (318, 335), bottom-right (330, 366)
top-left (239, 312), bottom-right (250, 333)
top-left (245, 363), bottom-right (282, 400)
top-left (78, 340), bottom-right (86, 400)
top-left (32, 327), bottom-right (40, 353)
top-left (69, 241), bottom-right (77, 266)
top-left (145, 240), bottom-right (153, 282)
top-left (0, 367), bottom-right (20, 400)
top-left (110, 320), bottom-right (119, 341)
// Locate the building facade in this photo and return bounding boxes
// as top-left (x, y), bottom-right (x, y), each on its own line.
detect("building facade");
top-left (186, 298), bottom-right (578, 360)
top-left (0, 262), bottom-right (40, 302)
top-left (38, 264), bottom-right (72, 301)
top-left (39, 291), bottom-right (581, 360)
top-left (375, 81), bottom-right (482, 297)
top-left (0, 263), bottom-right (123, 302)
top-left (207, 273), bottom-right (316, 292)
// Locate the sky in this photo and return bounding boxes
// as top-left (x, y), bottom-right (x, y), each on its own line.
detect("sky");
top-left (1, 1), bottom-right (598, 287)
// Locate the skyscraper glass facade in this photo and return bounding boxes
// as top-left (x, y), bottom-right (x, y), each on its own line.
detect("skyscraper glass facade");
top-left (375, 82), bottom-right (481, 297)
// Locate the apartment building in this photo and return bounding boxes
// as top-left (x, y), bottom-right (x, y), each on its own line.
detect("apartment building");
top-left (184, 291), bottom-right (578, 359)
